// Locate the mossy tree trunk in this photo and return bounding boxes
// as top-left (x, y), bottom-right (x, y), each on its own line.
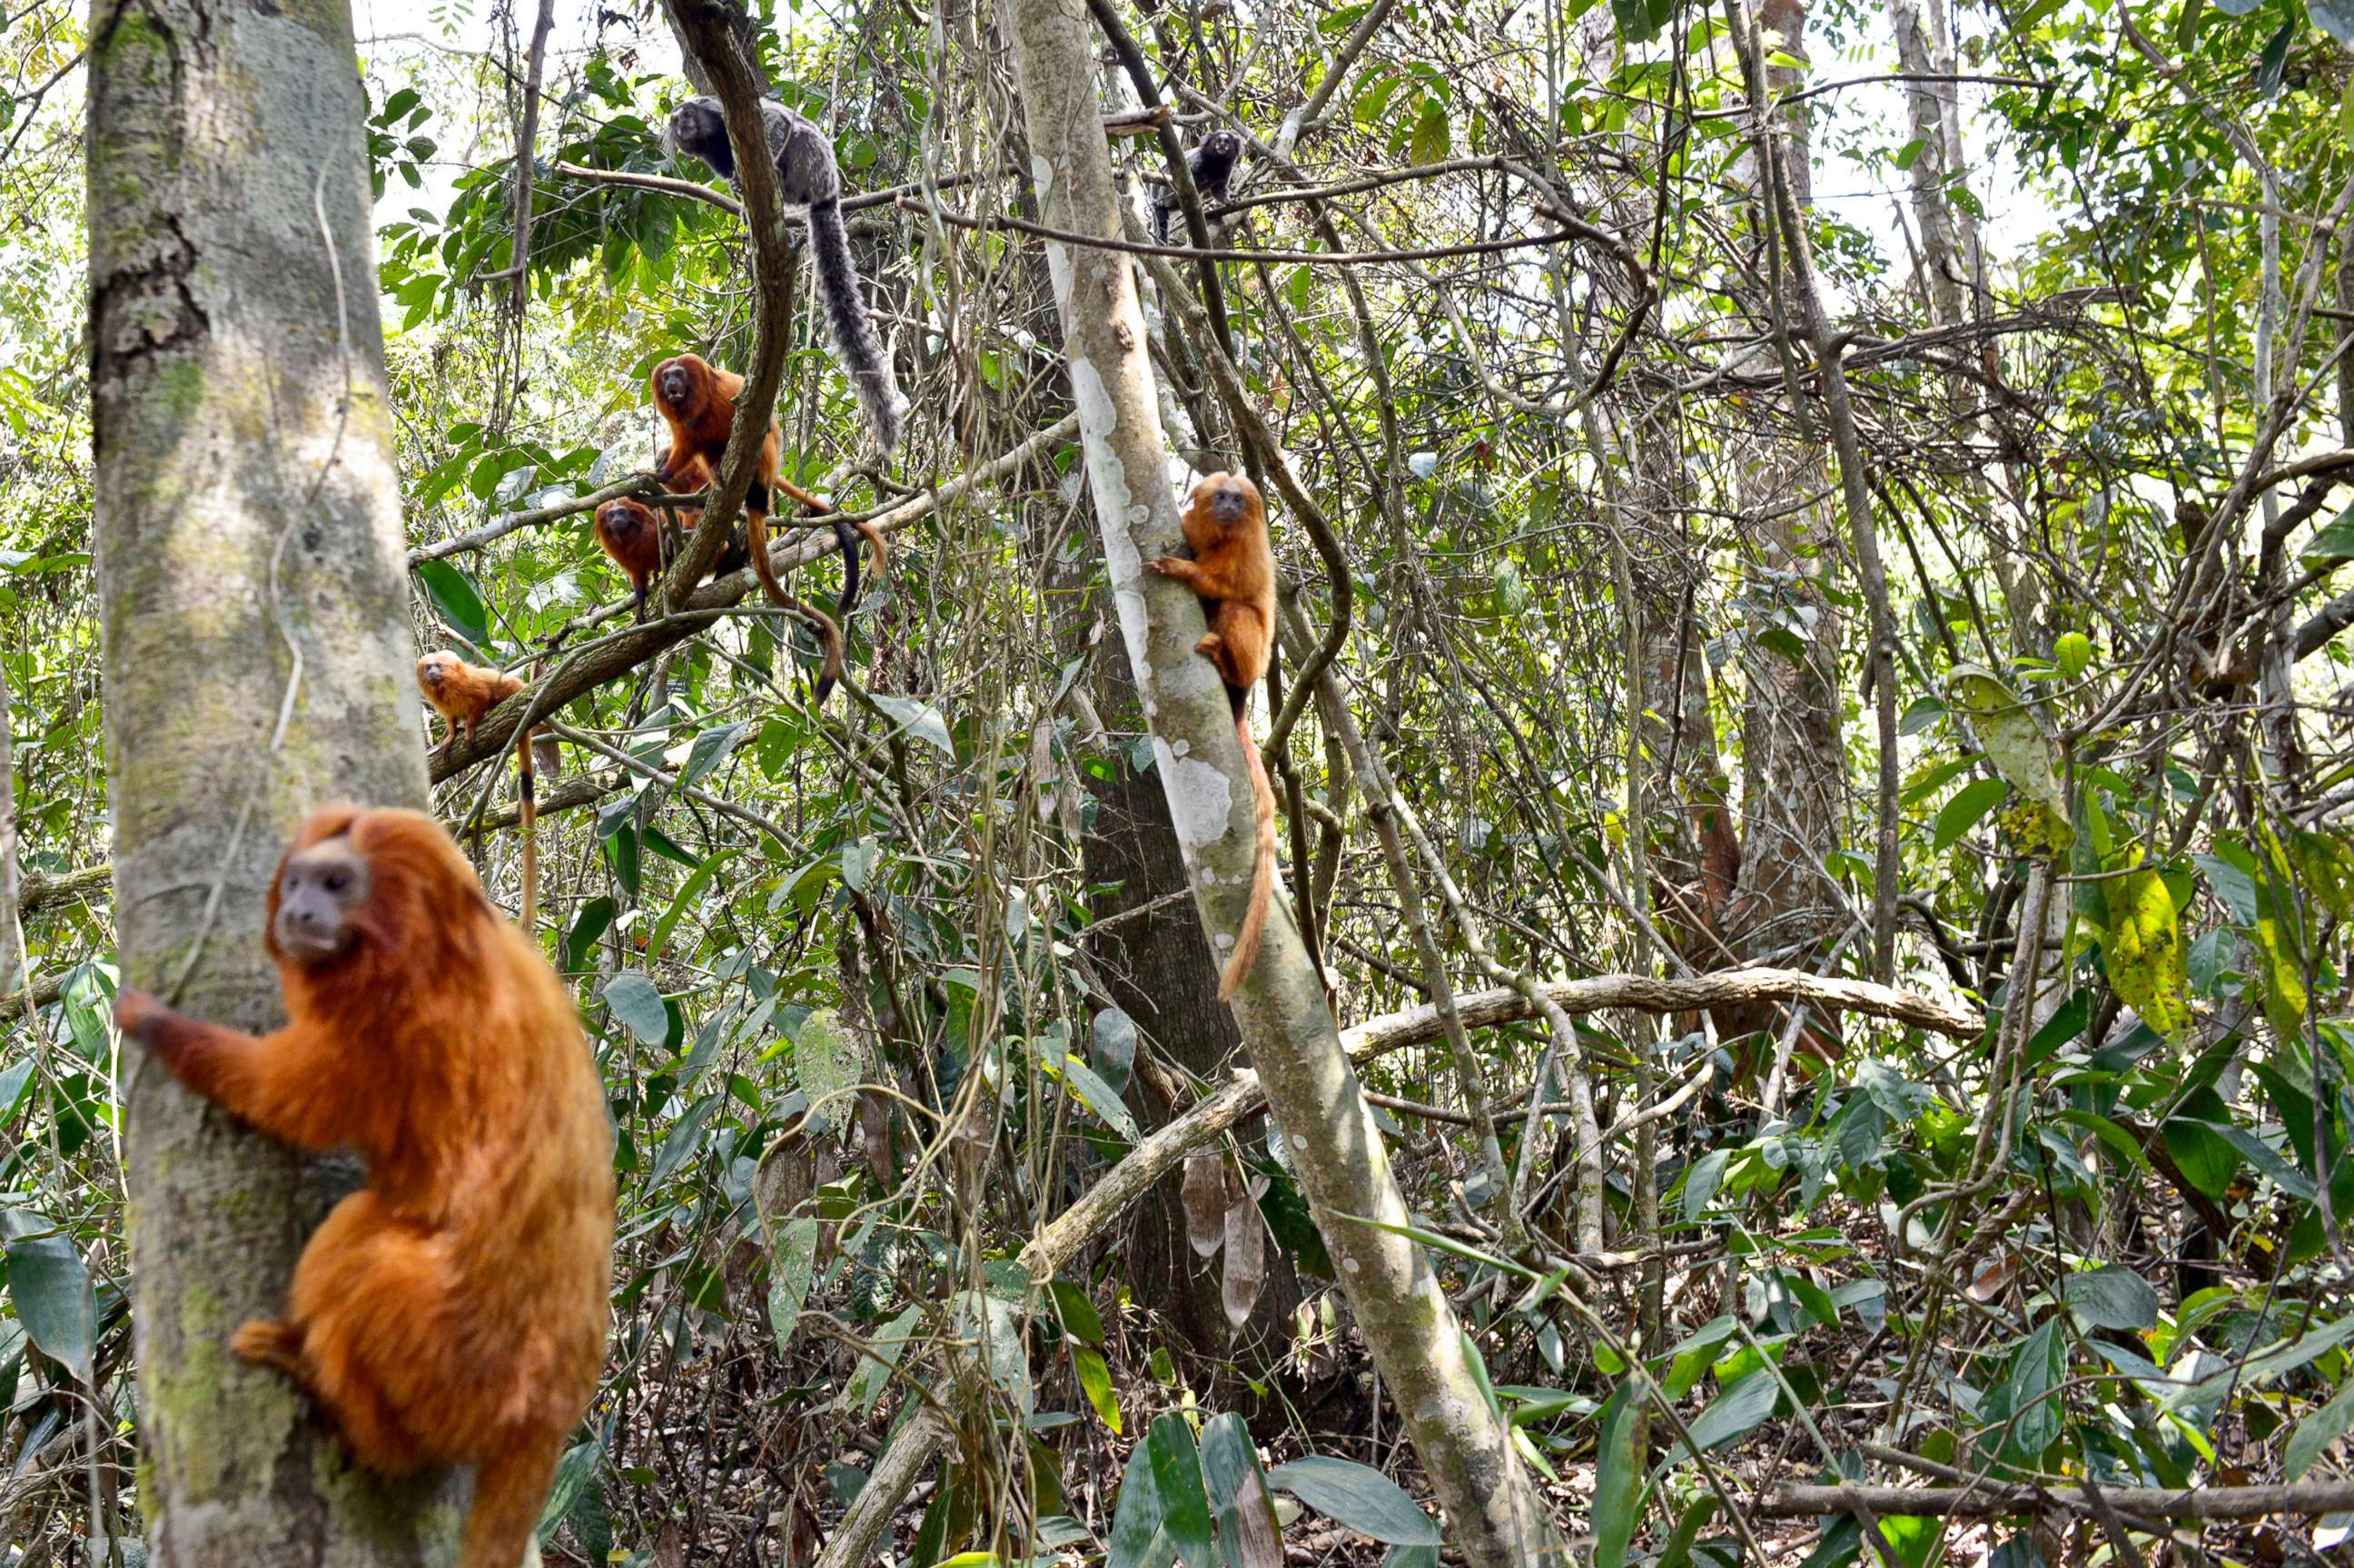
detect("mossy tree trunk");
top-left (87, 0), bottom-right (460, 1559)
top-left (1000, 0), bottom-right (1562, 1559)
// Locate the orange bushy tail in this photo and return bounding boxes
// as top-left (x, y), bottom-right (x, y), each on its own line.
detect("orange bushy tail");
top-left (1217, 704), bottom-right (1276, 1001)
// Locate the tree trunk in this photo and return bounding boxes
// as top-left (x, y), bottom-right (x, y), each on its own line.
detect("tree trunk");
top-left (88, 0), bottom-right (461, 1558)
top-left (999, 0), bottom-right (1560, 1559)
top-left (1080, 642), bottom-right (1306, 1396)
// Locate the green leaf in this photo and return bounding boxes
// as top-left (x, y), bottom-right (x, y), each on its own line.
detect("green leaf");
top-left (1944, 666), bottom-right (2072, 852)
top-left (649, 1091), bottom-right (719, 1186)
top-left (1060, 1052), bottom-right (1140, 1141)
top-left (2286, 1374), bottom-right (2354, 1477)
top-left (1934, 777), bottom-right (2008, 852)
top-left (677, 720), bottom-right (750, 791)
top-left (1073, 1345), bottom-right (1122, 1434)
top-left (766, 1216), bottom-right (819, 1352)
top-left (1199, 1413), bottom-right (1282, 1568)
top-left (602, 971), bottom-right (670, 1045)
top-left (2195, 852), bottom-right (2259, 926)
top-left (413, 559), bottom-right (490, 650)
top-left (2061, 1265), bottom-right (2157, 1332)
top-left (645, 847), bottom-right (737, 965)
top-left (1147, 1416), bottom-right (1214, 1568)
top-left (1264, 1455), bottom-right (1440, 1545)
top-left (535, 1440), bottom-right (601, 1540)
top-left (1408, 100), bottom-right (1449, 164)
top-left (1677, 1366), bottom-right (1778, 1457)
top-left (2105, 867), bottom-right (2189, 1042)
top-left (2161, 1108), bottom-right (2240, 1200)
top-left (2001, 1319), bottom-right (2065, 1464)
top-left (872, 693), bottom-right (955, 756)
top-left (1049, 1278), bottom-right (1104, 1346)
top-left (0, 1211), bottom-right (92, 1385)
top-left (1593, 1381), bottom-right (1648, 1568)
top-left (2256, 17), bottom-right (2295, 97)
top-left (795, 1008), bottom-right (861, 1130)
top-left (562, 895), bottom-right (616, 972)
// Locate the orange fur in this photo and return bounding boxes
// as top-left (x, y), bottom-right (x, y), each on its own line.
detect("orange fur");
top-left (593, 449), bottom-right (745, 619)
top-left (115, 808), bottom-right (613, 1568)
top-left (649, 351), bottom-right (887, 703)
top-left (416, 651), bottom-right (541, 927)
top-left (1148, 472), bottom-right (1278, 1000)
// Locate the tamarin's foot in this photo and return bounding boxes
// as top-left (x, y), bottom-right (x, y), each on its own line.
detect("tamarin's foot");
top-left (231, 1317), bottom-right (305, 1376)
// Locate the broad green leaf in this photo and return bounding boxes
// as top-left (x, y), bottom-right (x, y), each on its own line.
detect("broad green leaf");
top-left (535, 1440), bottom-right (601, 1539)
top-left (2105, 867), bottom-right (2189, 1042)
top-left (413, 558), bottom-right (490, 650)
top-left (1092, 1006), bottom-right (1139, 1094)
top-left (1934, 777), bottom-right (2008, 852)
top-left (563, 896), bottom-right (616, 972)
top-left (601, 971), bottom-right (669, 1045)
top-left (677, 720), bottom-right (750, 791)
top-left (1049, 1278), bottom-right (1104, 1346)
top-left (766, 1217), bottom-right (819, 1352)
top-left (2287, 1374), bottom-right (2354, 1477)
top-left (1409, 101), bottom-right (1449, 165)
top-left (1199, 1413), bottom-right (1282, 1568)
top-left (872, 693), bottom-right (954, 756)
top-left (1264, 1455), bottom-right (1440, 1546)
top-left (1061, 1052), bottom-right (1140, 1142)
top-left (2162, 1095), bottom-right (2240, 1200)
top-left (0, 1211), bottom-right (92, 1385)
top-left (795, 1008), bottom-right (861, 1129)
top-left (2000, 1319), bottom-right (2064, 1463)
top-left (847, 1306), bottom-right (921, 1415)
top-left (1147, 1415), bottom-right (1214, 1568)
top-left (1944, 666), bottom-right (2072, 852)
top-left (1676, 1366), bottom-right (1778, 1457)
top-left (648, 1091), bottom-right (720, 1186)
top-left (1593, 1381), bottom-right (1647, 1568)
top-left (2061, 1265), bottom-right (2157, 1331)
top-left (1073, 1345), bottom-right (1122, 1434)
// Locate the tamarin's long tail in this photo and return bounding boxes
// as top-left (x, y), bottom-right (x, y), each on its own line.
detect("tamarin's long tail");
top-left (805, 195), bottom-right (903, 458)
top-left (460, 1432), bottom-right (562, 1568)
top-left (742, 507), bottom-right (849, 707)
top-left (1217, 694), bottom-right (1275, 1001)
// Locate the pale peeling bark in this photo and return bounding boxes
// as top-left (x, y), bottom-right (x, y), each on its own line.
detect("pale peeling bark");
top-left (997, 0), bottom-right (1561, 1560)
top-left (88, 0), bottom-right (461, 1560)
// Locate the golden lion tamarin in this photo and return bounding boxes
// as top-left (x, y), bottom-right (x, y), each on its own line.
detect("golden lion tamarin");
top-left (415, 651), bottom-right (542, 926)
top-left (114, 807), bottom-right (614, 1568)
top-left (1148, 471), bottom-right (1277, 999)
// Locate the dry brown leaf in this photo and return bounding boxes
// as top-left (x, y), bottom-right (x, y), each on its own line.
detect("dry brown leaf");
top-left (1222, 1191), bottom-right (1267, 1326)
top-left (1184, 1150), bottom-right (1231, 1257)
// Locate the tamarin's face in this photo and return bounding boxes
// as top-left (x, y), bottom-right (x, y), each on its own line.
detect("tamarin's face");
top-left (272, 837), bottom-right (371, 965)
top-left (416, 650), bottom-right (460, 697)
top-left (1196, 472), bottom-right (1261, 533)
top-left (656, 360), bottom-right (702, 416)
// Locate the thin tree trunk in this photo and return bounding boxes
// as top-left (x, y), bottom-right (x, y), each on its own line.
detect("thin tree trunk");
top-left (87, 0), bottom-right (460, 1557)
top-left (999, 0), bottom-right (1560, 1559)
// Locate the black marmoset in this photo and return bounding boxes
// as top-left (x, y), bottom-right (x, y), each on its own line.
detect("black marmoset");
top-left (666, 96), bottom-right (904, 457)
top-left (1152, 129), bottom-right (1244, 243)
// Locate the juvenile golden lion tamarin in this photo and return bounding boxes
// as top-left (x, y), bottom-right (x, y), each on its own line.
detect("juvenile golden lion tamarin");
top-left (1149, 471), bottom-right (1277, 999)
top-left (415, 651), bottom-right (542, 926)
top-left (114, 807), bottom-right (614, 1568)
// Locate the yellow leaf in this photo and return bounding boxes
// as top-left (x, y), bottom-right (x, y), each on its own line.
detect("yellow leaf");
top-left (2105, 867), bottom-right (2190, 1041)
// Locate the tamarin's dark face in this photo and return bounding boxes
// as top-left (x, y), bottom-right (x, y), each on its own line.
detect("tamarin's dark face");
top-left (657, 361), bottom-right (701, 414)
top-left (666, 98), bottom-right (733, 177)
top-left (417, 650), bottom-right (460, 695)
top-left (1202, 475), bottom-right (1257, 530)
top-left (272, 837), bottom-right (371, 965)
